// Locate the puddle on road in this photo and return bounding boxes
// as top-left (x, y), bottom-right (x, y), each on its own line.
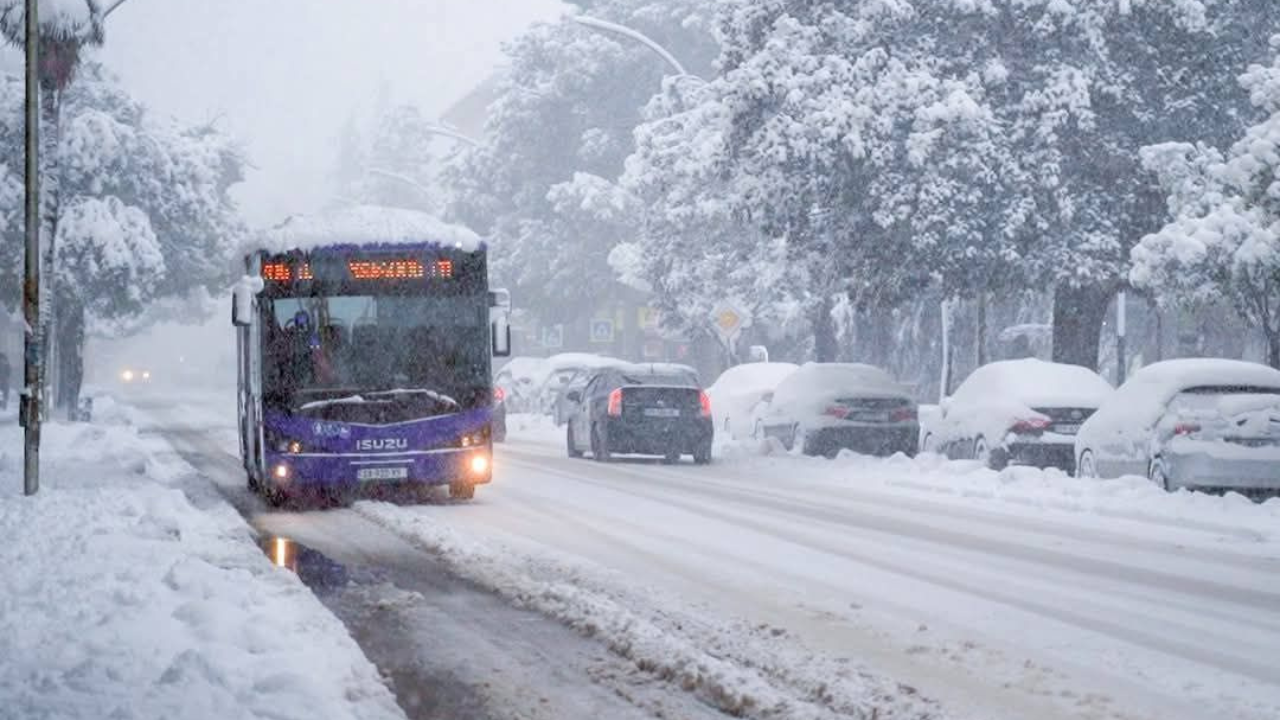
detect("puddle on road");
top-left (259, 535), bottom-right (351, 594)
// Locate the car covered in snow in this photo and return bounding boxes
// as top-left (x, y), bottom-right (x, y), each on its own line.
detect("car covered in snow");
top-left (492, 356), bottom-right (550, 414)
top-left (756, 363), bottom-right (918, 458)
top-left (925, 358), bottom-right (1112, 472)
top-left (706, 362), bottom-right (799, 441)
top-left (544, 353), bottom-right (631, 425)
top-left (1074, 358), bottom-right (1280, 495)
top-left (565, 363), bottom-right (712, 464)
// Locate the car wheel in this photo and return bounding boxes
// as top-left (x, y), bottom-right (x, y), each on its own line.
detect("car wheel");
top-left (785, 424), bottom-right (801, 452)
top-left (693, 445), bottom-right (712, 465)
top-left (974, 437), bottom-right (1007, 469)
top-left (921, 433), bottom-right (935, 454)
top-left (592, 424), bottom-right (612, 463)
top-left (1076, 450), bottom-right (1098, 479)
top-left (1148, 458), bottom-right (1171, 492)
top-left (567, 426), bottom-right (584, 459)
top-left (449, 481), bottom-right (476, 500)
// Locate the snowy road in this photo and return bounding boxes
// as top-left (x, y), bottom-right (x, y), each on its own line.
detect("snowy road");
top-left (145, 397), bottom-right (1280, 720)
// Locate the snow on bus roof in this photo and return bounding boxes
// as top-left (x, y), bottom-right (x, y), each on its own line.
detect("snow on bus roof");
top-left (254, 205), bottom-right (482, 254)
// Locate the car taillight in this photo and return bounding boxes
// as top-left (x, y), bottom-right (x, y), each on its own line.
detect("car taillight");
top-left (607, 389), bottom-right (623, 417)
top-left (1011, 417), bottom-right (1051, 434)
top-left (1173, 422), bottom-right (1200, 436)
top-left (824, 405), bottom-right (850, 419)
top-left (700, 391), bottom-right (712, 418)
top-left (890, 407), bottom-right (917, 423)
top-left (493, 387), bottom-right (506, 403)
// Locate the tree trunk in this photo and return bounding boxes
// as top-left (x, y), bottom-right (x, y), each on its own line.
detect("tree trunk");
top-left (812, 295), bottom-right (837, 362)
top-left (975, 293), bottom-right (988, 367)
top-left (1267, 326), bottom-right (1280, 370)
top-left (54, 290), bottom-right (84, 418)
top-left (1051, 284), bottom-right (1113, 370)
top-left (37, 81), bottom-right (62, 412)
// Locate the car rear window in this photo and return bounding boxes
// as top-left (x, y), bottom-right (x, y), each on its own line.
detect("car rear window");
top-left (620, 373), bottom-right (698, 387)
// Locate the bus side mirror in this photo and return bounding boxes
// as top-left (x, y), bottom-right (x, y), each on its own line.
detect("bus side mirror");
top-left (232, 285), bottom-right (253, 327)
top-left (492, 315), bottom-right (511, 357)
top-left (232, 275), bottom-right (262, 328)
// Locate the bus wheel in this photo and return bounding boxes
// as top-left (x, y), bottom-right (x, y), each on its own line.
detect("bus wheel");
top-left (449, 482), bottom-right (476, 500)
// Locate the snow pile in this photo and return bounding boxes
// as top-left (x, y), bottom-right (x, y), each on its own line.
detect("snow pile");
top-left (0, 409), bottom-right (404, 720)
top-left (501, 413), bottom-right (563, 446)
top-left (355, 501), bottom-right (943, 720)
top-left (256, 204), bottom-right (481, 254)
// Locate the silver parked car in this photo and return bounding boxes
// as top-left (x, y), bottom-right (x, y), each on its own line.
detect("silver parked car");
top-left (1074, 359), bottom-right (1280, 495)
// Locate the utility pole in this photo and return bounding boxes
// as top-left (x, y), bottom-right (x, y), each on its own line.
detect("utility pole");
top-left (21, 0), bottom-right (40, 495)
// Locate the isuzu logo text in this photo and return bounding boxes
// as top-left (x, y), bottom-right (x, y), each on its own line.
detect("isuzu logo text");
top-left (357, 438), bottom-right (409, 452)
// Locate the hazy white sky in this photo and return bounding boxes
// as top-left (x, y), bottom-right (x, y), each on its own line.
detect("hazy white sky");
top-left (95, 0), bottom-right (565, 227)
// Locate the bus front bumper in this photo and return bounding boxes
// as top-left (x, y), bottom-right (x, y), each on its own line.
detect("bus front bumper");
top-left (266, 447), bottom-right (493, 490)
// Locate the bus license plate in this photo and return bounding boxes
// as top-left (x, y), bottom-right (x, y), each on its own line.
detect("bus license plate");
top-left (1054, 424), bottom-right (1081, 435)
top-left (358, 467), bottom-right (409, 481)
top-left (644, 408), bottom-right (681, 418)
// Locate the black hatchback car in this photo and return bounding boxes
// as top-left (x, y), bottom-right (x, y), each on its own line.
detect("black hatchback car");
top-left (565, 364), bottom-right (713, 464)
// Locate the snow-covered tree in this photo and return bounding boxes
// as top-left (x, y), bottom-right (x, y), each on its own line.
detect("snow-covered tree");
top-left (445, 0), bottom-right (718, 330)
top-left (341, 104), bottom-right (441, 214)
top-left (0, 63), bottom-right (247, 410)
top-left (1133, 37), bottom-right (1280, 368)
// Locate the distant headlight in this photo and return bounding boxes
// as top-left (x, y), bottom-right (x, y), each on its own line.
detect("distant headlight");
top-left (141, 370), bottom-right (151, 380)
top-left (121, 369), bottom-right (135, 382)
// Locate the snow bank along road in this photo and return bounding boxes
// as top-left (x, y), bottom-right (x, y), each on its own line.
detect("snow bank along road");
top-left (156, 400), bottom-right (1280, 720)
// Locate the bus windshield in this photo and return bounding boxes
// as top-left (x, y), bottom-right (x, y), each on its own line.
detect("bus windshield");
top-left (263, 294), bottom-right (490, 413)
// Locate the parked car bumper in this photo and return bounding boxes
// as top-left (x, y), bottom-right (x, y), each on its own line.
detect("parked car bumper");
top-left (806, 425), bottom-right (919, 457)
top-left (1005, 440), bottom-right (1076, 473)
top-left (1165, 452), bottom-right (1280, 492)
top-left (602, 416), bottom-right (714, 456)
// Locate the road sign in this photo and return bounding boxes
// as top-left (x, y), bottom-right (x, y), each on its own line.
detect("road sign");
top-left (541, 324), bottom-right (564, 349)
top-left (589, 319), bottom-right (615, 344)
top-left (710, 301), bottom-right (751, 344)
top-left (638, 306), bottom-right (660, 332)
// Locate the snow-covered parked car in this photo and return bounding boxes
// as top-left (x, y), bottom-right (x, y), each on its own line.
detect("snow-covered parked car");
top-left (757, 363), bottom-right (918, 458)
top-left (925, 358), bottom-right (1112, 473)
top-left (493, 356), bottom-right (550, 413)
top-left (1074, 359), bottom-right (1280, 494)
top-left (545, 353), bottom-right (630, 424)
top-left (706, 362), bottom-right (798, 440)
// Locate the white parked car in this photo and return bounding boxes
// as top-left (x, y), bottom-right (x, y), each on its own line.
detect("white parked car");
top-left (757, 363), bottom-right (918, 458)
top-left (492, 356), bottom-right (550, 413)
top-left (543, 353), bottom-right (630, 424)
top-left (1074, 358), bottom-right (1280, 494)
top-left (925, 358), bottom-right (1113, 472)
top-left (705, 362), bottom-right (799, 440)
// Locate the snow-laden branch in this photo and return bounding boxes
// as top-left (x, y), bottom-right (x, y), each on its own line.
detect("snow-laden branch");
top-left (571, 14), bottom-right (691, 79)
top-left (103, 0), bottom-right (132, 19)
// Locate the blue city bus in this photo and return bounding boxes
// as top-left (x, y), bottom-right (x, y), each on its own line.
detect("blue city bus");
top-left (232, 221), bottom-right (510, 505)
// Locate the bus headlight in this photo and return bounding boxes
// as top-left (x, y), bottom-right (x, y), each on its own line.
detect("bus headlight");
top-left (469, 454), bottom-right (490, 475)
top-left (273, 463), bottom-right (291, 481)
